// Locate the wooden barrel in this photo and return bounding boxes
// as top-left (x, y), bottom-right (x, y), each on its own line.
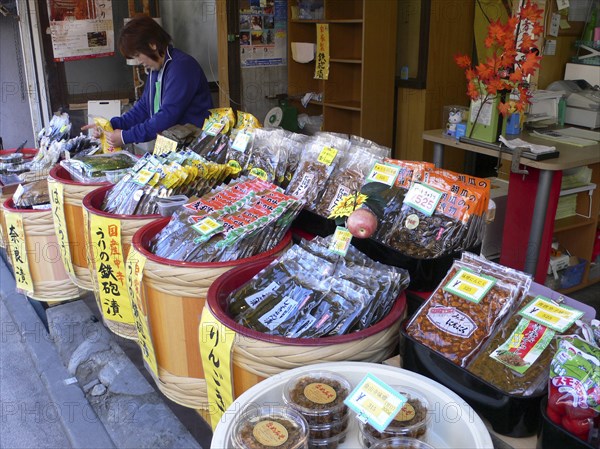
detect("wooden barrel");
top-left (1, 199), bottom-right (80, 302)
top-left (206, 259), bottom-right (406, 398)
top-left (131, 217), bottom-right (293, 410)
top-left (0, 148), bottom-right (39, 251)
top-left (48, 165), bottom-right (110, 290)
top-left (83, 185), bottom-right (160, 340)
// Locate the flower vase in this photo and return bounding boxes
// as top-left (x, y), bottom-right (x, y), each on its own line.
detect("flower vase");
top-left (502, 113), bottom-right (521, 135)
top-left (466, 96), bottom-right (502, 143)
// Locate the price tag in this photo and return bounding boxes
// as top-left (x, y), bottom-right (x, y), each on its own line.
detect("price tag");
top-left (4, 211), bottom-right (34, 294)
top-left (443, 268), bottom-right (497, 303)
top-left (192, 217), bottom-right (223, 236)
top-left (153, 134), bottom-right (178, 155)
top-left (519, 296), bottom-right (584, 333)
top-left (317, 146), bottom-right (338, 166)
top-left (366, 163), bottom-right (400, 186)
top-left (199, 307), bottom-right (236, 430)
top-left (133, 169), bottom-right (156, 186)
top-left (231, 131), bottom-right (251, 153)
top-left (125, 247), bottom-right (159, 378)
top-left (204, 122), bottom-right (225, 136)
top-left (249, 167), bottom-right (268, 181)
top-left (329, 226), bottom-right (352, 256)
top-left (344, 374), bottom-right (407, 433)
top-left (89, 215), bottom-right (134, 325)
top-left (48, 181), bottom-right (75, 277)
top-left (404, 183), bottom-right (443, 217)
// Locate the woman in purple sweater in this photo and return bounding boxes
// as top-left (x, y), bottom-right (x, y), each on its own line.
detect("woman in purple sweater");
top-left (85, 16), bottom-right (213, 147)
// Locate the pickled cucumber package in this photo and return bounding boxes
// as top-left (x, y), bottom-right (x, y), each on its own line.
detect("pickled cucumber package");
top-left (406, 253), bottom-right (530, 367)
top-left (227, 236), bottom-right (409, 338)
top-left (60, 151), bottom-right (138, 183)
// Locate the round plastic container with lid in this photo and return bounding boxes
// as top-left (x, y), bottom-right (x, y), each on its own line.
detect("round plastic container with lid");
top-left (231, 406), bottom-right (309, 449)
top-left (358, 386), bottom-right (431, 447)
top-left (283, 370), bottom-right (352, 425)
top-left (369, 436), bottom-right (435, 449)
top-left (307, 429), bottom-right (348, 449)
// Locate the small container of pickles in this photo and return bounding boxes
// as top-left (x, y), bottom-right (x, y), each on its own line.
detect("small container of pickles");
top-left (357, 387), bottom-right (430, 448)
top-left (231, 406), bottom-right (309, 449)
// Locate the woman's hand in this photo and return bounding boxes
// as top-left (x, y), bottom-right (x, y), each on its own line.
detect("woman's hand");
top-left (81, 124), bottom-right (102, 138)
top-left (105, 129), bottom-right (124, 148)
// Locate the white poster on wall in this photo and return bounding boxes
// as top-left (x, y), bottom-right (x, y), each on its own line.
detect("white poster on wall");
top-left (48, 0), bottom-right (115, 62)
top-left (240, 0), bottom-right (287, 67)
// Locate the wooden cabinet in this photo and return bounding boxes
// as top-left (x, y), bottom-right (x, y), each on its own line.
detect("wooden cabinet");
top-left (287, 0), bottom-right (397, 147)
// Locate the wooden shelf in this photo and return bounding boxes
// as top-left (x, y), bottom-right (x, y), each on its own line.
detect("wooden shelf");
top-left (554, 215), bottom-right (596, 232)
top-left (323, 100), bottom-right (361, 111)
top-left (330, 58), bottom-right (362, 64)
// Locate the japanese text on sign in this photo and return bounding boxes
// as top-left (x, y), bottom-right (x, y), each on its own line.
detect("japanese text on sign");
top-left (366, 163), bottom-right (401, 187)
top-left (126, 247), bottom-right (158, 377)
top-left (4, 211), bottom-right (34, 293)
top-left (519, 296), bottom-right (584, 333)
top-left (199, 307), bottom-right (236, 430)
top-left (153, 134), bottom-right (178, 156)
top-left (314, 24), bottom-right (330, 80)
top-left (404, 183), bottom-right (443, 217)
top-left (89, 215), bottom-right (133, 324)
top-left (443, 268), bottom-right (497, 303)
top-left (329, 226), bottom-right (352, 256)
top-left (49, 181), bottom-right (75, 277)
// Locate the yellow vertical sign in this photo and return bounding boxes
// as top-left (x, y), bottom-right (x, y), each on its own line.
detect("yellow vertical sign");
top-left (4, 211), bottom-right (33, 293)
top-left (199, 307), bottom-right (236, 430)
top-left (48, 181), bottom-right (75, 277)
top-left (315, 23), bottom-right (330, 80)
top-left (89, 214), bottom-right (134, 324)
top-left (125, 247), bottom-right (159, 378)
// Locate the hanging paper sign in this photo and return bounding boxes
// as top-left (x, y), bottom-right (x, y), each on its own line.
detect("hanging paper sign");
top-left (443, 268), bottom-right (497, 304)
top-left (153, 134), bottom-right (178, 156)
top-left (48, 181), bottom-right (75, 277)
top-left (519, 296), bottom-right (584, 333)
top-left (404, 183), bottom-right (443, 217)
top-left (344, 373), bottom-right (408, 433)
top-left (47, 0), bottom-right (115, 62)
top-left (329, 226), bottom-right (352, 256)
top-left (126, 247), bottom-right (159, 378)
top-left (89, 215), bottom-right (133, 324)
top-left (4, 211), bottom-right (34, 294)
top-left (314, 23), bottom-right (330, 80)
top-left (199, 307), bottom-right (236, 430)
top-left (366, 163), bottom-right (400, 187)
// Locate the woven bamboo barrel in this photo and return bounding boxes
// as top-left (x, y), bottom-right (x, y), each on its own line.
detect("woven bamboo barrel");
top-left (131, 217), bottom-right (293, 410)
top-left (0, 148), bottom-right (39, 251)
top-left (1, 199), bottom-right (80, 302)
top-left (83, 185), bottom-right (160, 340)
top-left (48, 165), bottom-right (110, 290)
top-left (206, 259), bottom-right (406, 398)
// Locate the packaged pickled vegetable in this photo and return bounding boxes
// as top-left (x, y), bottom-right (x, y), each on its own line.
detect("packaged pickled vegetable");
top-left (12, 180), bottom-right (50, 209)
top-left (60, 151), bottom-right (137, 183)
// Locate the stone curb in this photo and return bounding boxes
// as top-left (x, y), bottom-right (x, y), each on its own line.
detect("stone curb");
top-left (0, 258), bottom-right (116, 449)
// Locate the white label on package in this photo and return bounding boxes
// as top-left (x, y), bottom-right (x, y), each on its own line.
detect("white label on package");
top-left (259, 297), bottom-right (297, 331)
top-left (519, 296), bottom-right (584, 333)
top-left (426, 306), bottom-right (478, 338)
top-left (404, 183), bottom-right (443, 217)
top-left (443, 268), bottom-right (497, 304)
top-left (244, 281), bottom-right (280, 309)
top-left (344, 374), bottom-right (407, 433)
top-left (191, 217), bottom-right (223, 236)
top-left (366, 163), bottom-right (400, 186)
top-left (232, 131), bottom-right (251, 153)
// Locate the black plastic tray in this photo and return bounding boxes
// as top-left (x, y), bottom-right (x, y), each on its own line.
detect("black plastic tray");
top-left (537, 397), bottom-right (595, 449)
top-left (401, 322), bottom-right (545, 437)
top-left (292, 210), bottom-right (473, 291)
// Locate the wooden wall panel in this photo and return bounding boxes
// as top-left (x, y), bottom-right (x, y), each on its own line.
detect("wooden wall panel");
top-left (395, 88), bottom-right (426, 160)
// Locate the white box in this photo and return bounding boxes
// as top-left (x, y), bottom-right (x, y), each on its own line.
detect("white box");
top-left (87, 100), bottom-right (121, 125)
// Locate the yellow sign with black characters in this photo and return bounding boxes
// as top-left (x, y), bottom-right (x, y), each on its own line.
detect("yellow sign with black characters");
top-left (315, 23), bottom-right (330, 80)
top-left (89, 214), bottom-right (133, 324)
top-left (125, 247), bottom-right (158, 378)
top-left (4, 211), bottom-right (34, 293)
top-left (48, 181), bottom-right (75, 277)
top-left (199, 307), bottom-right (236, 430)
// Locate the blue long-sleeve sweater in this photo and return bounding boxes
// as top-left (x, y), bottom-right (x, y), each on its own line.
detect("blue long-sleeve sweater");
top-left (110, 46), bottom-right (212, 144)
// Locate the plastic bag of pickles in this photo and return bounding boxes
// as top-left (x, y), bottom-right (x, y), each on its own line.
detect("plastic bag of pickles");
top-left (60, 151), bottom-right (138, 183)
top-left (150, 177), bottom-right (302, 263)
top-left (102, 151), bottom-right (233, 215)
top-left (227, 236), bottom-right (410, 338)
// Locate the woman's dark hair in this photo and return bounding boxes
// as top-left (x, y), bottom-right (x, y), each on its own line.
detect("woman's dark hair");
top-left (118, 15), bottom-right (171, 61)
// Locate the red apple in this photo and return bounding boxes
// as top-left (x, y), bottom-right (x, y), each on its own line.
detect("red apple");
top-left (346, 207), bottom-right (378, 239)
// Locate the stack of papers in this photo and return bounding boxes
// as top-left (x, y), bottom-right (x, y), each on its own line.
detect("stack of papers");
top-left (555, 194), bottom-right (578, 220)
top-left (532, 128), bottom-right (599, 147)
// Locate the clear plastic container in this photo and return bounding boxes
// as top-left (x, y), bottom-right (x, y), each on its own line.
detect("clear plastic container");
top-left (307, 411), bottom-right (350, 439)
top-left (369, 436), bottom-right (436, 449)
top-left (283, 370), bottom-right (351, 425)
top-left (307, 430), bottom-right (347, 449)
top-left (231, 406), bottom-right (309, 449)
top-left (358, 387), bottom-right (431, 447)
